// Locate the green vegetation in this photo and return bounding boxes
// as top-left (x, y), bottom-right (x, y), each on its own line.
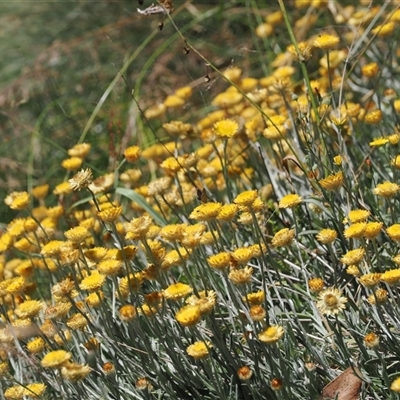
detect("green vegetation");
top-left (1, 1), bottom-right (400, 399)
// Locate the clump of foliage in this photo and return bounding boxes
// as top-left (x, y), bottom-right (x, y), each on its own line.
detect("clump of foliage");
top-left (1, 0), bottom-right (400, 399)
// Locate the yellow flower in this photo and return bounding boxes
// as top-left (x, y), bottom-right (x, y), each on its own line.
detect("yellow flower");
top-left (186, 290), bottom-right (216, 314)
top-left (119, 272), bottom-right (144, 296)
top-left (348, 209), bottom-right (370, 223)
top-left (64, 226), bottom-right (90, 243)
top-left (124, 146), bottom-right (141, 163)
top-left (125, 215), bottom-right (153, 240)
top-left (68, 168), bottom-right (93, 191)
top-left (316, 228), bottom-right (337, 244)
top-left (97, 206), bottom-right (123, 223)
top-left (333, 155), bottom-right (342, 166)
top-left (189, 202), bottom-right (222, 221)
top-left (68, 142), bottom-right (91, 158)
top-left (186, 341), bottom-right (212, 359)
top-left (15, 300), bottom-right (43, 319)
top-left (346, 265), bottom-right (361, 277)
top-left (164, 94), bottom-right (184, 108)
top-left (372, 21), bottom-right (395, 37)
top-left (31, 184), bottom-right (49, 200)
top-left (79, 271), bottom-right (106, 291)
top-left (316, 287), bottom-right (347, 316)
top-left (344, 222), bottom-right (367, 239)
top-left (144, 103), bottom-right (166, 119)
top-left (341, 248), bottom-right (365, 265)
top-left (216, 204), bottom-right (239, 221)
top-left (318, 172), bottom-right (344, 191)
top-left (228, 266), bottom-right (253, 284)
top-left (237, 366), bottom-right (253, 381)
top-left (212, 91), bottom-right (243, 108)
top-left (369, 137), bottom-right (389, 147)
top-left (84, 247), bottom-right (108, 262)
top-left (233, 190), bottom-right (258, 206)
top-left (175, 305), bottom-right (201, 327)
top-left (54, 181), bottom-right (73, 195)
top-left (26, 337), bottom-right (46, 354)
top-left (175, 86), bottom-right (193, 99)
top-left (207, 252), bottom-right (231, 269)
top-left (41, 350), bottom-right (72, 368)
top-left (391, 377), bottom-right (400, 392)
top-left (4, 386), bottom-right (25, 399)
top-left (367, 288), bottom-right (388, 305)
top-left (271, 228), bottom-right (295, 247)
top-left (213, 118), bottom-right (239, 138)
top-left (66, 313), bottom-right (88, 330)
top-left (249, 305), bottom-right (266, 322)
top-left (314, 34), bottom-right (339, 50)
top-left (44, 302), bottom-right (72, 319)
top-left (387, 224), bottom-right (400, 241)
top-left (163, 283), bottom-right (193, 300)
top-left (97, 259), bottom-right (122, 276)
top-left (119, 305), bottom-right (136, 321)
top-left (278, 193), bottom-right (302, 209)
top-left (160, 157), bottom-right (182, 174)
top-left (61, 157), bottom-right (83, 171)
top-left (85, 291), bottom-right (104, 308)
top-left (359, 273), bottom-right (381, 288)
top-left (231, 247), bottom-right (254, 264)
top-left (24, 383), bottom-right (47, 397)
top-left (361, 62), bottom-right (379, 78)
top-left (308, 277), bottom-right (324, 293)
top-left (258, 325), bottom-right (284, 344)
top-left (4, 191), bottom-right (30, 210)
top-left (160, 224), bottom-right (186, 241)
top-left (5, 276), bottom-right (26, 295)
top-left (380, 269), bottom-right (400, 285)
top-left (365, 109), bottom-right (382, 124)
top-left (61, 362), bottom-right (91, 381)
top-left (161, 248), bottom-right (190, 269)
top-left (243, 290), bottom-right (265, 305)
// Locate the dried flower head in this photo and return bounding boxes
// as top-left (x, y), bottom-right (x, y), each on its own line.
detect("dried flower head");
top-left (68, 168), bottom-right (93, 191)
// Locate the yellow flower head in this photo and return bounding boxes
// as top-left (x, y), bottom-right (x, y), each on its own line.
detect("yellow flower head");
top-left (308, 277), bottom-right (324, 293)
top-left (61, 157), bottom-right (83, 171)
top-left (271, 228), bottom-right (295, 247)
top-left (316, 228), bottom-right (337, 244)
top-left (119, 305), bottom-right (137, 321)
top-left (213, 119), bottom-right (239, 139)
top-left (359, 273), bottom-right (381, 288)
top-left (231, 247), bottom-right (254, 265)
top-left (68, 143), bottom-right (91, 158)
top-left (163, 282), bottom-right (193, 300)
top-left (367, 288), bottom-right (388, 305)
top-left (258, 325), bottom-right (284, 344)
top-left (363, 222), bottom-right (383, 240)
top-left (124, 146), bottom-right (141, 163)
top-left (64, 226), bottom-right (90, 243)
top-left (31, 184), bottom-right (49, 200)
top-left (365, 109), bottom-right (382, 124)
top-left (189, 202), bottom-right (222, 221)
top-left (228, 266), bottom-right (253, 285)
top-left (15, 300), bottom-right (43, 319)
top-left (316, 287), bottom-right (347, 316)
top-left (243, 290), bottom-right (265, 305)
top-left (27, 337), bottom-right (46, 354)
top-left (175, 305), bottom-right (201, 327)
top-left (66, 313), bottom-right (88, 330)
top-left (387, 224), bottom-right (400, 241)
top-left (79, 271), bottom-right (106, 291)
top-left (233, 190), bottom-right (258, 206)
top-left (207, 252), bottom-right (231, 269)
top-left (41, 350), bottom-right (72, 368)
top-left (341, 248), bottom-right (365, 265)
top-left (318, 172), bottom-right (344, 191)
top-left (97, 259), bottom-right (122, 276)
top-left (344, 222), bottom-right (367, 239)
top-left (361, 62), bottom-right (379, 78)
top-left (216, 203), bottom-right (239, 221)
top-left (314, 34), bottom-right (340, 50)
top-left (97, 206), bottom-right (123, 223)
top-left (380, 269), bottom-right (400, 285)
top-left (186, 290), bottom-right (216, 315)
top-left (278, 193), bottom-right (302, 209)
top-left (348, 209), bottom-right (370, 223)
top-left (4, 191), bottom-right (30, 210)
top-left (186, 341), bottom-right (212, 359)
top-left (61, 362), bottom-right (91, 381)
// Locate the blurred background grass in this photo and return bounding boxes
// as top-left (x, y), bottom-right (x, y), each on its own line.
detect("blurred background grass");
top-left (0, 0), bottom-right (352, 224)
